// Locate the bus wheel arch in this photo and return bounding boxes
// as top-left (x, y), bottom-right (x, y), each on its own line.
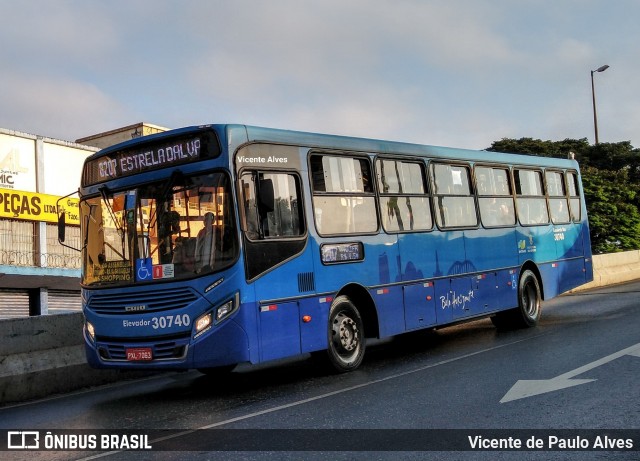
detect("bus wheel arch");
top-left (491, 262), bottom-right (543, 330)
top-left (337, 283), bottom-right (380, 339)
top-left (520, 261), bottom-right (545, 300)
top-left (316, 284), bottom-right (379, 373)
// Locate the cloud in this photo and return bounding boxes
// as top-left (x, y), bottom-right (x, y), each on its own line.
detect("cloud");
top-left (178, 0), bottom-right (524, 147)
top-left (1, 0), bottom-right (640, 149)
top-left (0, 71), bottom-right (131, 140)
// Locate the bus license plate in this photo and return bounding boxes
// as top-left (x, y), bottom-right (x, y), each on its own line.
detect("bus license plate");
top-left (126, 348), bottom-right (153, 361)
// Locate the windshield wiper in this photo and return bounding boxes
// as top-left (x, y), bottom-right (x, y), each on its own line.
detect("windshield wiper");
top-left (98, 185), bottom-right (129, 260)
top-left (99, 186), bottom-right (124, 235)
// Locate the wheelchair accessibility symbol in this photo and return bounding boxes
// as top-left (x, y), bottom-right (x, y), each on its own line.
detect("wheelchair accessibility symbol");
top-left (136, 258), bottom-right (153, 281)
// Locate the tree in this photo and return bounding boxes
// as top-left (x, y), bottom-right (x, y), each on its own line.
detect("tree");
top-left (581, 166), bottom-right (640, 253)
top-left (488, 137), bottom-right (590, 161)
top-left (487, 137), bottom-right (640, 253)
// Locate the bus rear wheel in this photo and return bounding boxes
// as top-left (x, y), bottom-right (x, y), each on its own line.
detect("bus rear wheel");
top-left (325, 296), bottom-right (365, 372)
top-left (517, 269), bottom-right (542, 327)
top-left (491, 269), bottom-right (541, 329)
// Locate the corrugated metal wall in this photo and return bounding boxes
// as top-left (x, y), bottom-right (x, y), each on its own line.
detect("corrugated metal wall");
top-left (0, 289), bottom-right (81, 318)
top-left (48, 290), bottom-right (82, 313)
top-left (0, 290), bottom-right (29, 318)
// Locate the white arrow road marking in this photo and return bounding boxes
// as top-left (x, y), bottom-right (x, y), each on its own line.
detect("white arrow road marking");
top-left (501, 342), bottom-right (640, 403)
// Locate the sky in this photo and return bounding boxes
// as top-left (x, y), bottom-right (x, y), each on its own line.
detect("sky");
top-left (1, 0), bottom-right (638, 150)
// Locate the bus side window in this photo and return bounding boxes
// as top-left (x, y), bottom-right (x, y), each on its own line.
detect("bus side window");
top-left (431, 163), bottom-right (477, 228)
top-left (515, 169), bottom-right (548, 225)
top-left (476, 166), bottom-right (515, 227)
top-left (311, 154), bottom-right (377, 235)
top-left (546, 170), bottom-right (570, 224)
top-left (241, 171), bottom-right (304, 239)
top-left (567, 171), bottom-right (581, 221)
top-left (375, 158), bottom-right (431, 233)
top-left (240, 173), bottom-right (260, 239)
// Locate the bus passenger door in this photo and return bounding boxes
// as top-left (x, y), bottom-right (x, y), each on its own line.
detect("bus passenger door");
top-left (240, 169), bottom-right (313, 363)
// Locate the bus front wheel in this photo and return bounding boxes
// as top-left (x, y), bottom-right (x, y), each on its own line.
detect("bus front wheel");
top-left (491, 269), bottom-right (541, 329)
top-left (325, 296), bottom-right (366, 372)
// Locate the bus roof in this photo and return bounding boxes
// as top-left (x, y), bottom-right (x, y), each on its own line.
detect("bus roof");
top-left (85, 123), bottom-right (580, 170)
top-left (238, 124), bottom-right (579, 169)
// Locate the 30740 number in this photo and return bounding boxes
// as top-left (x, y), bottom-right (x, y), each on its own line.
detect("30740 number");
top-left (151, 314), bottom-right (191, 330)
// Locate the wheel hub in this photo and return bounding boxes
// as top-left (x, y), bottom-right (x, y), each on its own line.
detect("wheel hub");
top-left (333, 313), bottom-right (359, 352)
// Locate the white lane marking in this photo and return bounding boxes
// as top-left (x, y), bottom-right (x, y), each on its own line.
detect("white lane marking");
top-left (500, 342), bottom-right (640, 403)
top-left (78, 333), bottom-right (546, 459)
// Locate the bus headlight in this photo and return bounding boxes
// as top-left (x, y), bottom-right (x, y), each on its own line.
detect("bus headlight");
top-left (194, 295), bottom-right (239, 339)
top-left (195, 313), bottom-right (212, 336)
top-left (215, 300), bottom-right (235, 323)
top-left (216, 293), bottom-right (239, 323)
top-left (86, 321), bottom-right (96, 343)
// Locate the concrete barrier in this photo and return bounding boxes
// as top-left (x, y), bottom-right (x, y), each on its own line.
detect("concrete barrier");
top-left (1, 250), bottom-right (640, 405)
top-left (571, 250), bottom-right (640, 292)
top-left (0, 313), bottom-right (151, 405)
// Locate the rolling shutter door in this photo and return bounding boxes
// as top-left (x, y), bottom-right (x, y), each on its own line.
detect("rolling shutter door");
top-left (0, 290), bottom-right (29, 318)
top-left (47, 290), bottom-right (82, 313)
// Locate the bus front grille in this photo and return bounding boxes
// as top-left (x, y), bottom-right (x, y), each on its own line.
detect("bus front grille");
top-left (88, 287), bottom-right (199, 314)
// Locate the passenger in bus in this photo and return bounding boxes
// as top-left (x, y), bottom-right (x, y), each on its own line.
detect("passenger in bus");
top-left (195, 212), bottom-right (216, 272)
top-left (484, 198), bottom-right (500, 226)
top-left (158, 211), bottom-right (181, 264)
top-left (497, 202), bottom-right (512, 225)
top-left (486, 198), bottom-right (512, 226)
top-left (531, 202), bottom-right (548, 224)
top-left (553, 199), bottom-right (570, 223)
top-left (172, 237), bottom-right (196, 273)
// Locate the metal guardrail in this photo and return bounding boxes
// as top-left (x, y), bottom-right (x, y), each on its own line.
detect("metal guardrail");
top-left (0, 250), bottom-right (81, 269)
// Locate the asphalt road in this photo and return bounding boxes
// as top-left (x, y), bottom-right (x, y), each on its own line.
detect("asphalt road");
top-left (2, 281), bottom-right (639, 461)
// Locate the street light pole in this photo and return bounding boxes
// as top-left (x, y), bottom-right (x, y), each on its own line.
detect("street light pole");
top-left (591, 64), bottom-right (609, 145)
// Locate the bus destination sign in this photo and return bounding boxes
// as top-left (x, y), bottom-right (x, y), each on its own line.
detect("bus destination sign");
top-left (321, 242), bottom-right (364, 264)
top-left (82, 132), bottom-right (218, 186)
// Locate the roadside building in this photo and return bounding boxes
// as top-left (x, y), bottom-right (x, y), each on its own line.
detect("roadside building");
top-left (76, 122), bottom-right (168, 149)
top-left (0, 123), bottom-right (168, 318)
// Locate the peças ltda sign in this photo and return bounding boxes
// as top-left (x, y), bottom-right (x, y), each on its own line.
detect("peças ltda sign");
top-left (0, 188), bottom-right (79, 225)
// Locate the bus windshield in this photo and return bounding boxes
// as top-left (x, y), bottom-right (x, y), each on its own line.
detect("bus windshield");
top-left (81, 171), bottom-right (238, 286)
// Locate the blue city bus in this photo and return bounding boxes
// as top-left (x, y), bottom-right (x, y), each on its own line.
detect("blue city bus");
top-left (66, 124), bottom-right (593, 373)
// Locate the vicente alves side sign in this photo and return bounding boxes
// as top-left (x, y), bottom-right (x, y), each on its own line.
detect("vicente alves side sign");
top-left (0, 188), bottom-right (79, 225)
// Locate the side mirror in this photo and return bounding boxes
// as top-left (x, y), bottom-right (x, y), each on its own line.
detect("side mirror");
top-left (56, 191), bottom-right (81, 252)
top-left (58, 210), bottom-right (66, 243)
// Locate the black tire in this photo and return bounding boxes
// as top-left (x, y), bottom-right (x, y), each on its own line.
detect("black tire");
top-left (491, 269), bottom-right (541, 329)
top-left (516, 269), bottom-right (542, 327)
top-left (325, 296), bottom-right (366, 372)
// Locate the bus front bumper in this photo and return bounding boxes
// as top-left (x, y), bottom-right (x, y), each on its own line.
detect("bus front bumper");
top-left (84, 319), bottom-right (250, 371)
